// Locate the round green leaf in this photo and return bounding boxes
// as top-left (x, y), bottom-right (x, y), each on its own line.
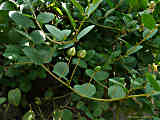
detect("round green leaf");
top-left (8, 88), bottom-right (21, 106)
top-left (94, 71), bottom-right (109, 81)
top-left (37, 12), bottom-right (55, 24)
top-left (53, 62), bottom-right (69, 78)
top-left (72, 58), bottom-right (87, 68)
top-left (86, 69), bottom-right (109, 81)
top-left (108, 85), bottom-right (126, 98)
top-left (74, 83), bottom-right (96, 97)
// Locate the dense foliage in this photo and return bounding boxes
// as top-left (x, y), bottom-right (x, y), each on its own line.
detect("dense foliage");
top-left (0, 0), bottom-right (160, 119)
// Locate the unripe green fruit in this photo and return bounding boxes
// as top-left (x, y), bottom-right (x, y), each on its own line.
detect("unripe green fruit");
top-left (67, 47), bottom-right (76, 56)
top-left (94, 66), bottom-right (102, 71)
top-left (77, 50), bottom-right (87, 58)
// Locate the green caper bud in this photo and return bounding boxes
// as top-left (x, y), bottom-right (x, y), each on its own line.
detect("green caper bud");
top-left (67, 47), bottom-right (76, 56)
top-left (94, 66), bottom-right (102, 71)
top-left (77, 50), bottom-right (87, 58)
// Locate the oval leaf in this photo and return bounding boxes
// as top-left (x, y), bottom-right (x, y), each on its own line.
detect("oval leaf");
top-left (94, 71), bottom-right (109, 81)
top-left (53, 62), bottom-right (69, 78)
top-left (77, 25), bottom-right (95, 40)
top-left (143, 28), bottom-right (158, 40)
top-left (108, 85), bottom-right (126, 98)
top-left (74, 83), bottom-right (96, 97)
top-left (0, 97), bottom-right (6, 105)
top-left (127, 45), bottom-right (143, 56)
top-left (37, 12), bottom-right (55, 24)
top-left (8, 88), bottom-right (21, 106)
top-left (141, 13), bottom-right (156, 30)
top-left (72, 58), bottom-right (87, 68)
top-left (86, 69), bottom-right (109, 81)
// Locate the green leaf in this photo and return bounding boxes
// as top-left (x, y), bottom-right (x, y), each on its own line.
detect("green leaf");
top-left (23, 47), bottom-right (53, 65)
top-left (22, 110), bottom-right (35, 120)
top-left (94, 71), bottom-right (109, 81)
top-left (30, 30), bottom-right (46, 44)
top-left (126, 45), bottom-right (143, 56)
top-left (0, 97), bottom-right (6, 105)
top-left (105, 0), bottom-right (114, 8)
top-left (129, 0), bottom-right (148, 10)
top-left (86, 69), bottom-right (109, 81)
top-left (72, 58), bottom-right (87, 68)
top-left (77, 25), bottom-right (95, 40)
top-left (145, 72), bottom-right (160, 91)
top-left (9, 11), bottom-right (35, 28)
top-left (74, 83), bottom-right (96, 97)
top-left (141, 13), bottom-right (156, 30)
top-left (37, 12), bottom-right (55, 24)
top-left (45, 24), bottom-right (71, 41)
top-left (86, 0), bottom-right (103, 17)
top-left (108, 85), bottom-right (126, 98)
top-left (8, 88), bottom-right (21, 106)
top-left (71, 0), bottom-right (84, 15)
top-left (62, 109), bottom-right (73, 120)
top-left (62, 2), bottom-right (76, 29)
top-left (53, 62), bottom-right (69, 78)
top-left (143, 28), bottom-right (158, 40)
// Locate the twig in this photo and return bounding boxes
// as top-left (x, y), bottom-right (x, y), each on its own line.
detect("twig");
top-left (42, 64), bottom-right (152, 102)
